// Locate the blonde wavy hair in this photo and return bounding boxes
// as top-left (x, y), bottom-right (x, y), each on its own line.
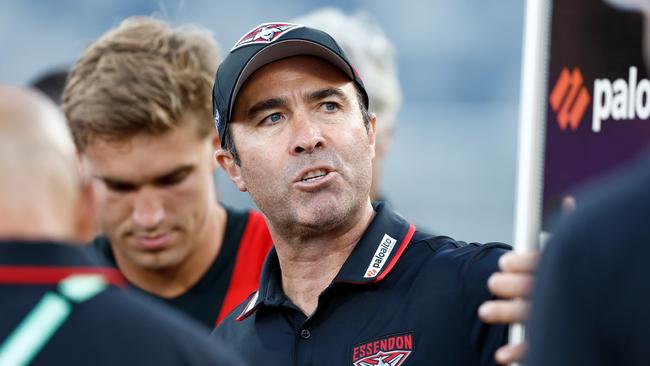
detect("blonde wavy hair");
top-left (62, 16), bottom-right (220, 151)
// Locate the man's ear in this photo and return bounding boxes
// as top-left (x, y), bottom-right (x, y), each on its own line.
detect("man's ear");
top-left (215, 148), bottom-right (247, 192)
top-left (209, 131), bottom-right (221, 171)
top-left (72, 178), bottom-right (97, 243)
top-left (367, 113), bottom-right (378, 160)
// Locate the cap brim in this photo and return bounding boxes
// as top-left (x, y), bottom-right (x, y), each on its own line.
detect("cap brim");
top-left (229, 39), bottom-right (356, 117)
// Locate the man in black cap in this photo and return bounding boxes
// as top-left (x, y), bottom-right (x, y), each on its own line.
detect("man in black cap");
top-left (210, 22), bottom-right (529, 365)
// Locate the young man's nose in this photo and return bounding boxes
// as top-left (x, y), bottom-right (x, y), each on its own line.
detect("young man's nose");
top-left (131, 188), bottom-right (165, 229)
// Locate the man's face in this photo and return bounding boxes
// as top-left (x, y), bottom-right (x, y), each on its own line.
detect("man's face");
top-left (220, 56), bottom-right (376, 233)
top-left (81, 114), bottom-right (218, 270)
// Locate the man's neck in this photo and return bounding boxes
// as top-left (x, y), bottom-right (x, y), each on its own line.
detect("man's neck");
top-left (115, 203), bottom-right (227, 298)
top-left (272, 201), bottom-right (375, 317)
top-left (0, 202), bottom-right (75, 242)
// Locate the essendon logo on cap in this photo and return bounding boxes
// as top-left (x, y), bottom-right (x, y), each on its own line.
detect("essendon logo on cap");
top-left (352, 333), bottom-right (413, 366)
top-left (231, 23), bottom-right (302, 51)
top-left (549, 67), bottom-right (591, 131)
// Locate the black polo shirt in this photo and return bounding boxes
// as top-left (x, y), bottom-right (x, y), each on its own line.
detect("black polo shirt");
top-left (0, 241), bottom-right (223, 365)
top-left (211, 203), bottom-right (510, 366)
top-left (89, 205), bottom-right (273, 330)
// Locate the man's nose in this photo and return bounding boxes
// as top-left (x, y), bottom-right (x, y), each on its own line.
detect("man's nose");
top-left (131, 187), bottom-right (164, 230)
top-left (290, 114), bottom-right (326, 155)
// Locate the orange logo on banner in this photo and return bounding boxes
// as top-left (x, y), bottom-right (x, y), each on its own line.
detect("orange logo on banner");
top-left (549, 67), bottom-right (591, 131)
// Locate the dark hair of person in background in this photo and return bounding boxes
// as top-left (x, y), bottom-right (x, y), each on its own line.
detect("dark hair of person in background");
top-left (29, 68), bottom-right (69, 105)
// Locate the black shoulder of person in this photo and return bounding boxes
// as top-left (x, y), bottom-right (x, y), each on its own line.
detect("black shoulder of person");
top-left (529, 154), bottom-right (650, 366)
top-left (0, 241), bottom-right (221, 365)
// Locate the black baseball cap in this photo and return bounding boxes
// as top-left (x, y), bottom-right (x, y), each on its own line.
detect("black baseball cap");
top-left (212, 22), bottom-right (369, 147)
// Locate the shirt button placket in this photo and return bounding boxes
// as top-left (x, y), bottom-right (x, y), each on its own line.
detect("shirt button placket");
top-left (294, 327), bottom-right (313, 366)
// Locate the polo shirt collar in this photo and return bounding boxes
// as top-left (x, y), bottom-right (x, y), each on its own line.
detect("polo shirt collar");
top-left (332, 202), bottom-right (416, 284)
top-left (237, 202), bottom-right (416, 321)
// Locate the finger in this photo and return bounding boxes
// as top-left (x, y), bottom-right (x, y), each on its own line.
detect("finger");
top-left (495, 342), bottom-right (528, 365)
top-left (487, 272), bottom-right (534, 298)
top-left (499, 251), bottom-right (540, 273)
top-left (478, 299), bottom-right (530, 324)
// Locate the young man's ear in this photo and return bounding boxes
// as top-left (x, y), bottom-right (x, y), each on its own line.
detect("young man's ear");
top-left (214, 148), bottom-right (247, 192)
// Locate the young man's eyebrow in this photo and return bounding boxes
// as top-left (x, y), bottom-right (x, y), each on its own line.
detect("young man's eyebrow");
top-left (247, 98), bottom-right (288, 119)
top-left (153, 165), bottom-right (194, 183)
top-left (307, 88), bottom-right (348, 103)
top-left (96, 175), bottom-right (134, 186)
top-left (96, 164), bottom-right (195, 186)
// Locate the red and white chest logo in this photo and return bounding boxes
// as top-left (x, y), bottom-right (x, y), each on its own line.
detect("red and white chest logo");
top-left (231, 22), bottom-right (302, 51)
top-left (354, 351), bottom-right (411, 366)
top-left (352, 333), bottom-right (413, 366)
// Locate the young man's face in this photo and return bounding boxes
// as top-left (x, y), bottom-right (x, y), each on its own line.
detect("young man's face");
top-left (81, 114), bottom-right (219, 270)
top-left (220, 56), bottom-right (376, 234)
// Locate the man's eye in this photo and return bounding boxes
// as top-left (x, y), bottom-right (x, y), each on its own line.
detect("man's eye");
top-left (321, 102), bottom-right (339, 112)
top-left (262, 113), bottom-right (283, 125)
top-left (105, 181), bottom-right (136, 193)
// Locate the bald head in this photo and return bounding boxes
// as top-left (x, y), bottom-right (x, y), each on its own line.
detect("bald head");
top-left (0, 85), bottom-right (90, 242)
top-left (0, 86), bottom-right (75, 153)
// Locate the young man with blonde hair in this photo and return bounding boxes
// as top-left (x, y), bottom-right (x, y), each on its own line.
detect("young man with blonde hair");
top-left (62, 16), bottom-right (272, 330)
